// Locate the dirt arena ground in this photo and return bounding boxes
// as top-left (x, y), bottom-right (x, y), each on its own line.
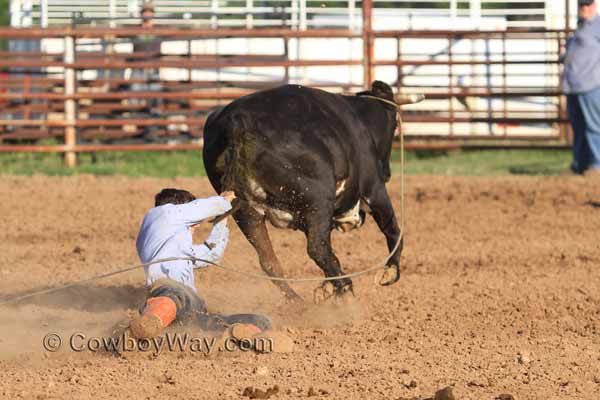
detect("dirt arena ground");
top-left (0, 174), bottom-right (599, 399)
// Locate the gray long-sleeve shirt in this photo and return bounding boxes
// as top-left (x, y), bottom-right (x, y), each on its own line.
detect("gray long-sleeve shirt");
top-left (563, 15), bottom-right (600, 94)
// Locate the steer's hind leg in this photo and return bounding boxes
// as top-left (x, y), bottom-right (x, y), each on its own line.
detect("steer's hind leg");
top-left (366, 183), bottom-right (403, 286)
top-left (234, 205), bottom-right (303, 302)
top-left (304, 209), bottom-right (353, 303)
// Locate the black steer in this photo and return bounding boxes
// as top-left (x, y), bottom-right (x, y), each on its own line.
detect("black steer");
top-left (203, 81), bottom-right (405, 302)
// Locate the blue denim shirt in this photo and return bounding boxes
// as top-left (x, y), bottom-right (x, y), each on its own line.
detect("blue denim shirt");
top-left (563, 15), bottom-right (600, 94)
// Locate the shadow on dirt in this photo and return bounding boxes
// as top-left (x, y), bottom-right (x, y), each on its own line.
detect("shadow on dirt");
top-left (508, 164), bottom-right (563, 176)
top-left (584, 200), bottom-right (600, 208)
top-left (1, 284), bottom-right (145, 312)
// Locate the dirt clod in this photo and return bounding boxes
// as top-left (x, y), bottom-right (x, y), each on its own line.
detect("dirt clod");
top-left (254, 366), bottom-right (269, 376)
top-left (517, 351), bottom-right (531, 365)
top-left (495, 394), bottom-right (515, 400)
top-left (467, 380), bottom-right (486, 388)
top-left (159, 372), bottom-right (175, 385)
top-left (434, 386), bottom-right (456, 400)
top-left (403, 380), bottom-right (417, 389)
top-left (242, 385), bottom-right (279, 399)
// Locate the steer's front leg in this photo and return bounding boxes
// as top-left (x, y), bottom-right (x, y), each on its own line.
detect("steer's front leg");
top-left (365, 183), bottom-right (403, 286)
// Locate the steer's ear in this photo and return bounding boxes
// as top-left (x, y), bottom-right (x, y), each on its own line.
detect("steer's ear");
top-left (371, 81), bottom-right (394, 102)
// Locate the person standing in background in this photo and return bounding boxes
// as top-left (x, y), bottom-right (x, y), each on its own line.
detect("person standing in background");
top-left (563, 0), bottom-right (600, 175)
top-left (128, 1), bottom-right (163, 140)
top-left (135, 1), bottom-right (161, 63)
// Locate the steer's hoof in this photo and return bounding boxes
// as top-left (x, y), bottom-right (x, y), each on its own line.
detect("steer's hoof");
top-left (375, 264), bottom-right (400, 286)
top-left (333, 285), bottom-right (355, 305)
top-left (313, 281), bottom-right (336, 304)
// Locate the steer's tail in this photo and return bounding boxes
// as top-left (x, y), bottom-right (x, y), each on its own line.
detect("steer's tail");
top-left (220, 113), bottom-right (256, 194)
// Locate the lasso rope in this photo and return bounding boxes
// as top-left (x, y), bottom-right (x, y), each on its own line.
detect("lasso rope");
top-left (0, 94), bottom-right (420, 307)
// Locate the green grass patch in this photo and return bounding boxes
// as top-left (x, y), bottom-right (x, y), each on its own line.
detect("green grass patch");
top-left (0, 151), bottom-right (206, 178)
top-left (392, 149), bottom-right (571, 176)
top-left (0, 149), bottom-right (571, 178)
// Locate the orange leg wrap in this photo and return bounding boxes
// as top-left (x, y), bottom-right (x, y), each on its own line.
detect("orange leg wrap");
top-left (143, 296), bottom-right (177, 328)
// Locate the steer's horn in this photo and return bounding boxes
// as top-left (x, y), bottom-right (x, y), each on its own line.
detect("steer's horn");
top-left (394, 93), bottom-right (425, 105)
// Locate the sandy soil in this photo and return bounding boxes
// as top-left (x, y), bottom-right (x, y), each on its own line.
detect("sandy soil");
top-left (0, 174), bottom-right (599, 400)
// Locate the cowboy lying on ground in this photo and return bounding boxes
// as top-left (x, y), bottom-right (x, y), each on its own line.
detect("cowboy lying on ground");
top-left (130, 188), bottom-right (293, 352)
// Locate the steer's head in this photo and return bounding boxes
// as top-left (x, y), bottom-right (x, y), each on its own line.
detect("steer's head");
top-left (356, 81), bottom-right (399, 183)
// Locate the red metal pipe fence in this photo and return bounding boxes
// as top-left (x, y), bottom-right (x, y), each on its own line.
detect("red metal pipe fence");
top-left (0, 23), bottom-right (572, 166)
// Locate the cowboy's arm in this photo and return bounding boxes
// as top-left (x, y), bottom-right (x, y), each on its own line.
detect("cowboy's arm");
top-left (187, 220), bottom-right (229, 268)
top-left (175, 197), bottom-right (232, 226)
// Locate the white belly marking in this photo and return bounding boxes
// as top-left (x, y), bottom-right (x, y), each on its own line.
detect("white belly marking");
top-left (334, 200), bottom-right (365, 232)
